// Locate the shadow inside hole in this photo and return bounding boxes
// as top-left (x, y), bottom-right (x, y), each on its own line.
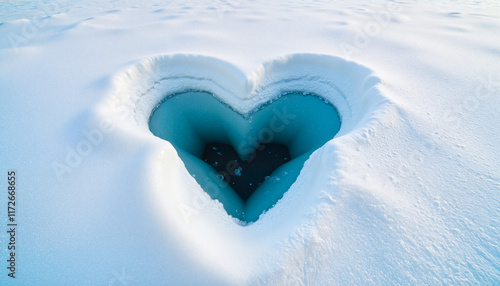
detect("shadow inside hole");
top-left (202, 143), bottom-right (291, 201)
top-left (149, 91), bottom-right (341, 223)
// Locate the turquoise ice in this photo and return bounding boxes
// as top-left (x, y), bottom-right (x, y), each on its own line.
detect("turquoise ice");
top-left (149, 91), bottom-right (341, 223)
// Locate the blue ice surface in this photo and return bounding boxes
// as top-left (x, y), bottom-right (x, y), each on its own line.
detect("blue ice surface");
top-left (149, 91), bottom-right (341, 223)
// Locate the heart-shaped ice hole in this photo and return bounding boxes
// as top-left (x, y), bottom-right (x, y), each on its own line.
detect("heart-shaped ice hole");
top-left (149, 91), bottom-right (341, 223)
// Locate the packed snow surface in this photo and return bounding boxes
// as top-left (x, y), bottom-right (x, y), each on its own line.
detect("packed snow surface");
top-left (0, 0), bottom-right (499, 285)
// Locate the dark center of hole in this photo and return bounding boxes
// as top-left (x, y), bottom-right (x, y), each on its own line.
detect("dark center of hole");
top-left (201, 143), bottom-right (291, 201)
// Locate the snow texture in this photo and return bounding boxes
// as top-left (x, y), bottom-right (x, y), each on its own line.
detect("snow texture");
top-left (0, 0), bottom-right (499, 284)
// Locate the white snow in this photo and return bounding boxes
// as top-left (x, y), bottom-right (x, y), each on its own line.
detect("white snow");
top-left (1, 0), bottom-right (499, 284)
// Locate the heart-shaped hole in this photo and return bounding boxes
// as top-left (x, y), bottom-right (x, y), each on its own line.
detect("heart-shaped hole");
top-left (149, 90), bottom-right (341, 223)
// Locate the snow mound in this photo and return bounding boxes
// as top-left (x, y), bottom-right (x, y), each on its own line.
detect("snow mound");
top-left (93, 53), bottom-right (393, 279)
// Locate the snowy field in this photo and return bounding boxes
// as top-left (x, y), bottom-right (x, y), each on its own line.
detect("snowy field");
top-left (1, 0), bottom-right (500, 285)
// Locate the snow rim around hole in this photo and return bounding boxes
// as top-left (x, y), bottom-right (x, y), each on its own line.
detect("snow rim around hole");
top-left (96, 53), bottom-right (393, 277)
